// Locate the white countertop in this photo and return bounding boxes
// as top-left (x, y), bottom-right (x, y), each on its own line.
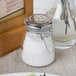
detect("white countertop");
top-left (0, 45), bottom-right (76, 76)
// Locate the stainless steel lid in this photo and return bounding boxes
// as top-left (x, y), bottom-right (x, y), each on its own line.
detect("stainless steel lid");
top-left (24, 14), bottom-right (52, 33)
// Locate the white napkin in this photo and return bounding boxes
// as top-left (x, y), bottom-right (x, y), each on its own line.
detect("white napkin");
top-left (33, 0), bottom-right (60, 14)
top-left (53, 3), bottom-right (62, 20)
top-left (52, 2), bottom-right (66, 37)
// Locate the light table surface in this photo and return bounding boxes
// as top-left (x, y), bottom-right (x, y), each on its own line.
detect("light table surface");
top-left (0, 45), bottom-right (76, 76)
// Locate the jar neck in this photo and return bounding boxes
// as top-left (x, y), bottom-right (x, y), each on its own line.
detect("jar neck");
top-left (27, 24), bottom-right (52, 31)
top-left (26, 24), bottom-right (52, 38)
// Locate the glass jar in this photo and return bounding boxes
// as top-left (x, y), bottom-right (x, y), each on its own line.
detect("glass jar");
top-left (22, 14), bottom-right (55, 67)
top-left (52, 0), bottom-right (76, 49)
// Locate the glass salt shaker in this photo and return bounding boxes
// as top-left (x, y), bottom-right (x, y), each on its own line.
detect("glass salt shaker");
top-left (22, 14), bottom-right (55, 67)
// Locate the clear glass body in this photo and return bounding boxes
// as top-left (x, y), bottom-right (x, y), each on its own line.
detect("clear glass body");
top-left (52, 0), bottom-right (76, 49)
top-left (22, 32), bottom-right (55, 67)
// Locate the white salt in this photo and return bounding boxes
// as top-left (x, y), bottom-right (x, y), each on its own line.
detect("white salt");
top-left (22, 32), bottom-right (55, 67)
